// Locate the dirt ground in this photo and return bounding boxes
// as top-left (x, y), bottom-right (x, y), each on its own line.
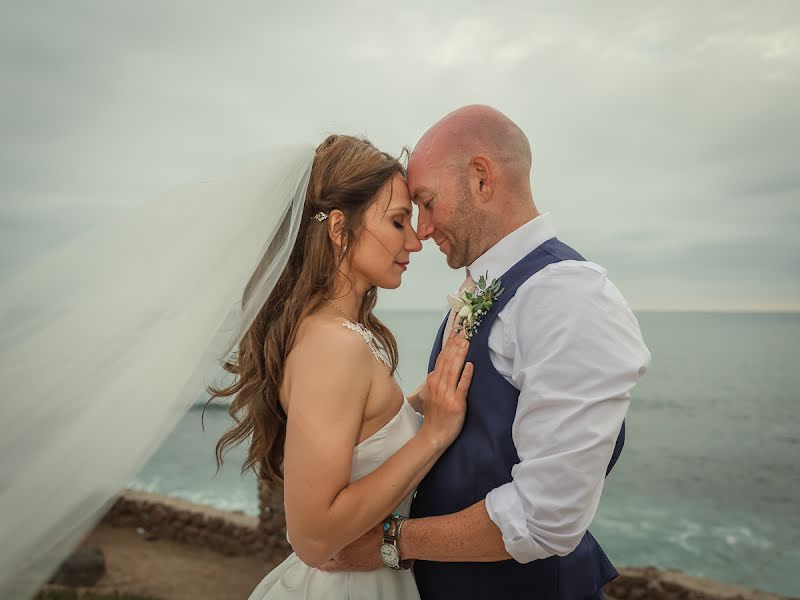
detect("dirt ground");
top-left (41, 522), bottom-right (794, 600)
top-left (56, 523), bottom-right (281, 600)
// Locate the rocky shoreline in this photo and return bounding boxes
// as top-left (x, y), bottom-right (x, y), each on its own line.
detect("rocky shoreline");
top-left (605, 567), bottom-right (795, 600)
top-left (100, 489), bottom-right (274, 557)
top-left (48, 489), bottom-right (795, 600)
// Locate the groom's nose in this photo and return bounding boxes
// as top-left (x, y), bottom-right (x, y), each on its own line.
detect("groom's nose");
top-left (416, 210), bottom-right (434, 240)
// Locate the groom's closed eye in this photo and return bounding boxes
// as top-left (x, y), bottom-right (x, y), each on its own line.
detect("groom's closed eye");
top-left (417, 197), bottom-right (433, 210)
top-left (411, 190), bottom-right (431, 207)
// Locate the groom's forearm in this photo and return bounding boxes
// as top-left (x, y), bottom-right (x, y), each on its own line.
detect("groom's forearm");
top-left (399, 499), bottom-right (512, 562)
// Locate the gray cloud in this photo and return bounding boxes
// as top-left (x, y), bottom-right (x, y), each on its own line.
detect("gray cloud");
top-left (1, 1), bottom-right (798, 309)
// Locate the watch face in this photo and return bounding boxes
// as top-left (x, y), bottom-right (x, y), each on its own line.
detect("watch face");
top-left (380, 543), bottom-right (400, 568)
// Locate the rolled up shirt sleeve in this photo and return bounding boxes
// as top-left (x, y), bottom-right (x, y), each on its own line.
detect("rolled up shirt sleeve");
top-left (484, 261), bottom-right (650, 563)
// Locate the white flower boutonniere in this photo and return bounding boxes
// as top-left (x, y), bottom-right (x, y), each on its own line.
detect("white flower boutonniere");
top-left (446, 272), bottom-right (504, 339)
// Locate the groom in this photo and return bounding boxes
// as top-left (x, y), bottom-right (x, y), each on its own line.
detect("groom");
top-left (322, 105), bottom-right (650, 599)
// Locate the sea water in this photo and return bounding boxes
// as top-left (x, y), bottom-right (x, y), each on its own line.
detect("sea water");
top-left (130, 311), bottom-right (800, 596)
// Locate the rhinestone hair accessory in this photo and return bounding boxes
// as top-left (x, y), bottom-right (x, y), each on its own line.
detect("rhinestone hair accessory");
top-left (312, 211), bottom-right (328, 222)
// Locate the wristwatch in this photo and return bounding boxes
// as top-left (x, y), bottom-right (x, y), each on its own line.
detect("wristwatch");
top-left (380, 513), bottom-right (412, 570)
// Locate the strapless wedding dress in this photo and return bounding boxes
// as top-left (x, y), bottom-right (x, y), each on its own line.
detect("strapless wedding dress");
top-left (248, 352), bottom-right (423, 599)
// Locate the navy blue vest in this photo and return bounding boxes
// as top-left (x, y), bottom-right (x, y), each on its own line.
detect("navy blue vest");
top-left (410, 238), bottom-right (624, 600)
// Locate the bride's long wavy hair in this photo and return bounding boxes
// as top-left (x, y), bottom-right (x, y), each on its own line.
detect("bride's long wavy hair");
top-left (205, 134), bottom-right (404, 488)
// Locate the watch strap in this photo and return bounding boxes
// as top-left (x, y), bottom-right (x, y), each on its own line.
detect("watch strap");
top-left (381, 514), bottom-right (411, 570)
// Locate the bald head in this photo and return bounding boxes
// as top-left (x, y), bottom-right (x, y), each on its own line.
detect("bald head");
top-left (408, 105), bottom-right (539, 269)
top-left (412, 105), bottom-right (532, 182)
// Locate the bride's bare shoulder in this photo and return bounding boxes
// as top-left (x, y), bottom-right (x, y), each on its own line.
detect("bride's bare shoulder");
top-left (288, 313), bottom-right (372, 368)
top-left (282, 314), bottom-right (373, 413)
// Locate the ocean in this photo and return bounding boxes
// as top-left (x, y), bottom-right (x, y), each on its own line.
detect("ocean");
top-left (129, 311), bottom-right (800, 597)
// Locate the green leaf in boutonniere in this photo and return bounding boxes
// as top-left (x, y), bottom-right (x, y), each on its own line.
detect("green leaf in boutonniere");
top-left (450, 271), bottom-right (504, 339)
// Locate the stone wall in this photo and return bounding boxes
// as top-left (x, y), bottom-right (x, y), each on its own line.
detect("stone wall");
top-left (606, 567), bottom-right (793, 600)
top-left (257, 479), bottom-right (291, 556)
top-left (101, 487), bottom-right (291, 559)
top-left (101, 490), bottom-right (794, 600)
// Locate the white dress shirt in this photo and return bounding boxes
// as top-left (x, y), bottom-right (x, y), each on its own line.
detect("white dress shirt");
top-left (459, 213), bottom-right (651, 563)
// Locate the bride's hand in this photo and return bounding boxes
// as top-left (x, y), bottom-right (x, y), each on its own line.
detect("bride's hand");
top-left (419, 331), bottom-right (473, 450)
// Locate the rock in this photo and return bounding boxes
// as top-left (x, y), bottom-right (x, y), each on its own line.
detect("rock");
top-left (48, 546), bottom-right (106, 587)
top-left (116, 515), bottom-right (137, 528)
top-left (184, 525), bottom-right (201, 542)
top-left (605, 567), bottom-right (794, 600)
top-left (150, 504), bottom-right (167, 523)
top-left (174, 510), bottom-right (190, 524)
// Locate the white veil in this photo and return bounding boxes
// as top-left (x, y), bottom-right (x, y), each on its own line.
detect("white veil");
top-left (0, 143), bottom-right (315, 599)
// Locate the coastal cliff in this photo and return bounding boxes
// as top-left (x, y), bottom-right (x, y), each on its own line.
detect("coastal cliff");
top-left (42, 490), bottom-right (792, 600)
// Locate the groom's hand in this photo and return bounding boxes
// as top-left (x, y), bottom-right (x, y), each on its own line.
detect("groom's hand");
top-left (408, 380), bottom-right (428, 414)
top-left (318, 522), bottom-right (384, 572)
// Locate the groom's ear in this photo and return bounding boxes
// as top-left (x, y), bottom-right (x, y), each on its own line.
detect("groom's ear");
top-left (470, 154), bottom-right (494, 202)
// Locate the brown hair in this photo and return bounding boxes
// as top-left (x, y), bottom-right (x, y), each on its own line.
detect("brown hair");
top-left (205, 134), bottom-right (405, 488)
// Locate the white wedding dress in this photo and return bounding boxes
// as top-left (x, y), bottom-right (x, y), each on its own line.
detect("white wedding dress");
top-left (248, 322), bottom-right (424, 600)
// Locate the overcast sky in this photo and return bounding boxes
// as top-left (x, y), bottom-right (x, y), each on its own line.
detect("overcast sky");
top-left (1, 1), bottom-right (798, 311)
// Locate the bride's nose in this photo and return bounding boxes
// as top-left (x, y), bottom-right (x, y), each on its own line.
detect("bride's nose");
top-left (406, 227), bottom-right (423, 253)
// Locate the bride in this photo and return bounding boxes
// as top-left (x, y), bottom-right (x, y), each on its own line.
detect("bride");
top-left (0, 132), bottom-right (469, 599)
top-left (208, 134), bottom-right (474, 599)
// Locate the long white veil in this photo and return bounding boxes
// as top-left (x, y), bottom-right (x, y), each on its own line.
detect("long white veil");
top-left (0, 143), bottom-right (315, 599)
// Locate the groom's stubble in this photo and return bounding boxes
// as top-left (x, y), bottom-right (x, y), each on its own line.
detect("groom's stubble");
top-left (443, 174), bottom-right (497, 270)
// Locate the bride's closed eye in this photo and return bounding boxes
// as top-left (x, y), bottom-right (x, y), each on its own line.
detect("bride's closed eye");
top-left (393, 219), bottom-right (405, 230)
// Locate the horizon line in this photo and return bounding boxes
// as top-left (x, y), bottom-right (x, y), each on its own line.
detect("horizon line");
top-left (375, 307), bottom-right (800, 314)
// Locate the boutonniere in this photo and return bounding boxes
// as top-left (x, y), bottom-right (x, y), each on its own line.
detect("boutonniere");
top-left (446, 272), bottom-right (504, 339)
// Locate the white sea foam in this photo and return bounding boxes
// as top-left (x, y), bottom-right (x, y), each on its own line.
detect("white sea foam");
top-left (128, 477), bottom-right (259, 516)
top-left (712, 525), bottom-right (773, 550)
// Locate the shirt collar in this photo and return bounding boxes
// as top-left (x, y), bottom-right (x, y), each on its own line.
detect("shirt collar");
top-left (467, 212), bottom-right (557, 282)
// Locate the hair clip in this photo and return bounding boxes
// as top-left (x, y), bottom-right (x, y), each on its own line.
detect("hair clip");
top-left (312, 211), bottom-right (329, 222)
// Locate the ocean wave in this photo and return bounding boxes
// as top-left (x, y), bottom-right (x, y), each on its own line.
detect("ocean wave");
top-left (189, 401), bottom-right (232, 412)
top-left (710, 524), bottom-right (773, 550)
top-left (597, 511), bottom-right (775, 554)
top-left (127, 478), bottom-right (259, 516)
top-left (666, 519), bottom-right (703, 554)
